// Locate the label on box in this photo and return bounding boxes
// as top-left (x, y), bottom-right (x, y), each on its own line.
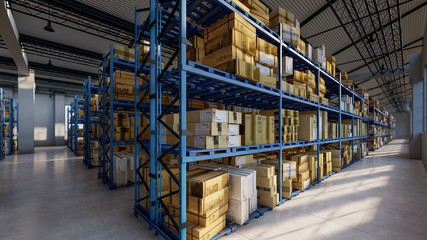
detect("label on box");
top-left (258, 51), bottom-right (275, 66)
top-left (200, 110), bottom-right (227, 123)
top-left (256, 63), bottom-right (271, 76)
top-left (229, 135), bottom-right (241, 147)
top-left (229, 124), bottom-right (239, 135)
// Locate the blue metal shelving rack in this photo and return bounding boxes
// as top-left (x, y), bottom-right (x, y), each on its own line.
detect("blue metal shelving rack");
top-left (368, 106), bottom-right (392, 151)
top-left (98, 45), bottom-right (136, 189)
top-left (83, 77), bottom-right (100, 168)
top-left (134, 1), bottom-right (370, 239)
top-left (0, 89), bottom-right (5, 160)
top-left (67, 105), bottom-right (72, 149)
top-left (4, 97), bottom-right (18, 155)
top-left (73, 95), bottom-right (85, 156)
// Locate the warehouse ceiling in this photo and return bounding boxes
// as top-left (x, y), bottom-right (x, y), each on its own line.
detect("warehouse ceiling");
top-left (0, 0), bottom-right (424, 111)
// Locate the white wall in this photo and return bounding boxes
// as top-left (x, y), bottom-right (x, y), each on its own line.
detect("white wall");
top-left (34, 93), bottom-right (55, 146)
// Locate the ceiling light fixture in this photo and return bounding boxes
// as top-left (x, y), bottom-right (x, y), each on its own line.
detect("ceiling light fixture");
top-left (44, 3), bottom-right (55, 32)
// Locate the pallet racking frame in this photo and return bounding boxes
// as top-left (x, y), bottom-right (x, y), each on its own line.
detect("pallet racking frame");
top-left (67, 105), bottom-right (73, 149)
top-left (83, 77), bottom-right (100, 168)
top-left (4, 97), bottom-right (18, 155)
top-left (0, 89), bottom-right (5, 160)
top-left (72, 95), bottom-right (85, 156)
top-left (133, 1), bottom-right (370, 239)
top-left (98, 45), bottom-right (136, 189)
top-left (368, 106), bottom-right (394, 150)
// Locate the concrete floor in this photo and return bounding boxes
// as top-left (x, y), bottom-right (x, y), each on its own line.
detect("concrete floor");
top-left (0, 139), bottom-right (426, 240)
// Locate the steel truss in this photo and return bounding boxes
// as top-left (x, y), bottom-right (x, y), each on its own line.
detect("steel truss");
top-left (329, 0), bottom-right (405, 111)
top-left (134, 1), bottom-right (371, 239)
top-left (98, 45), bottom-right (136, 189)
top-left (83, 77), bottom-right (100, 168)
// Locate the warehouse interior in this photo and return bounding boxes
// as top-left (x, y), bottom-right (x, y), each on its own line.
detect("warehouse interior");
top-left (0, 0), bottom-right (426, 240)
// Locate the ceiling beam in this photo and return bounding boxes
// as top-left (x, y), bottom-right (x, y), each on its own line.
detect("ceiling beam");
top-left (0, 1), bottom-right (29, 75)
top-left (347, 37), bottom-right (423, 74)
top-left (331, 2), bottom-right (427, 57)
top-left (300, 0), bottom-right (338, 27)
top-left (20, 34), bottom-right (103, 60)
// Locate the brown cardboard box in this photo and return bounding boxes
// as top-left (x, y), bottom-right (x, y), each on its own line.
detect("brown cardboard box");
top-left (256, 174), bottom-right (277, 188)
top-left (293, 178), bottom-right (310, 190)
top-left (228, 111), bottom-right (242, 124)
top-left (206, 12), bottom-right (256, 40)
top-left (298, 114), bottom-right (317, 141)
top-left (188, 186), bottom-right (230, 215)
top-left (223, 154), bottom-right (254, 166)
top-left (187, 122), bottom-right (229, 136)
top-left (205, 29), bottom-right (256, 56)
top-left (216, 59), bottom-right (259, 82)
top-left (187, 109), bottom-right (228, 123)
top-left (203, 45), bottom-right (254, 68)
top-left (242, 114), bottom-right (255, 145)
top-left (295, 169), bottom-right (309, 182)
top-left (187, 136), bottom-right (229, 149)
top-left (187, 170), bottom-right (229, 198)
top-left (257, 192), bottom-right (279, 208)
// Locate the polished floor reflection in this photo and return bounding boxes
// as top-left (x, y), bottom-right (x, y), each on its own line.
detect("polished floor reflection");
top-left (0, 140), bottom-right (426, 240)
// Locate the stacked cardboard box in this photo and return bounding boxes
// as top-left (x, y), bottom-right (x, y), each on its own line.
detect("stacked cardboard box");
top-left (204, 13), bottom-right (260, 83)
top-left (328, 122), bottom-right (338, 138)
top-left (90, 94), bottom-right (99, 112)
top-left (313, 45), bottom-right (326, 69)
top-left (369, 99), bottom-right (379, 109)
top-left (277, 78), bottom-right (295, 94)
top-left (111, 43), bottom-right (149, 63)
top-left (299, 111), bottom-right (328, 139)
top-left (241, 0), bottom-right (270, 26)
top-left (192, 163), bottom-right (256, 225)
top-left (286, 70), bottom-right (307, 98)
top-left (188, 36), bottom-right (205, 63)
top-left (78, 139), bottom-right (84, 155)
top-left (341, 144), bottom-right (352, 166)
top-left (113, 113), bottom-right (135, 141)
top-left (298, 113), bottom-right (317, 141)
top-left (242, 113), bottom-right (275, 146)
top-left (321, 150), bottom-right (332, 175)
top-left (269, 7), bottom-right (300, 47)
top-left (261, 156), bottom-right (296, 198)
top-left (340, 95), bottom-right (354, 113)
top-left (112, 70), bottom-right (135, 101)
top-left (355, 87), bottom-right (369, 100)
top-left (259, 109), bottom-right (299, 143)
top-left (326, 56), bottom-right (336, 77)
top-left (243, 163), bottom-right (279, 208)
top-left (289, 154), bottom-right (310, 190)
top-left (163, 110), bottom-right (242, 149)
top-left (330, 149), bottom-right (341, 172)
top-left (166, 168), bottom-right (229, 239)
top-left (341, 120), bottom-right (353, 138)
top-left (255, 38), bottom-right (278, 88)
top-left (307, 154), bottom-right (319, 183)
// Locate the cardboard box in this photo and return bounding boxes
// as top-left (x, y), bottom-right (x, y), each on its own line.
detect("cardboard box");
top-left (293, 178), bottom-right (310, 190)
top-left (243, 163), bottom-right (274, 178)
top-left (187, 123), bottom-right (229, 136)
top-left (295, 169), bottom-right (309, 182)
top-left (187, 136), bottom-right (229, 149)
top-left (224, 154), bottom-right (254, 166)
top-left (243, 114), bottom-right (255, 145)
top-left (229, 135), bottom-right (241, 147)
top-left (188, 186), bottom-right (230, 215)
top-left (216, 59), bottom-right (259, 82)
top-left (298, 114), bottom-right (317, 141)
top-left (228, 124), bottom-right (240, 135)
top-left (205, 29), bottom-right (256, 56)
top-left (206, 12), bottom-right (257, 40)
top-left (257, 192), bottom-right (279, 208)
top-left (187, 109), bottom-right (228, 123)
top-left (203, 45), bottom-right (254, 68)
top-left (187, 170), bottom-right (230, 198)
top-left (188, 214), bottom-right (226, 240)
top-left (227, 198), bottom-right (250, 225)
top-left (255, 50), bottom-right (277, 68)
top-left (256, 174), bottom-right (277, 188)
top-left (228, 112), bottom-right (242, 124)
top-left (282, 179), bottom-right (292, 198)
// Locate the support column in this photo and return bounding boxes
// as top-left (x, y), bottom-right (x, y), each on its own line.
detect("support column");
top-left (18, 70), bottom-right (35, 153)
top-left (54, 93), bottom-right (65, 146)
top-left (409, 53), bottom-right (422, 159)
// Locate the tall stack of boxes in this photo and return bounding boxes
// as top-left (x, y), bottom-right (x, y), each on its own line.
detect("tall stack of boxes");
top-left (259, 109), bottom-right (299, 143)
top-left (241, 0), bottom-right (270, 26)
top-left (113, 113), bottom-right (134, 141)
top-left (191, 164), bottom-right (256, 225)
top-left (313, 45), bottom-right (326, 69)
top-left (289, 154), bottom-right (310, 190)
top-left (260, 155), bottom-right (296, 199)
top-left (112, 70), bottom-right (135, 101)
top-left (255, 38), bottom-right (278, 88)
top-left (321, 150), bottom-right (332, 176)
top-left (204, 13), bottom-right (260, 83)
top-left (166, 168), bottom-right (230, 239)
top-left (243, 163), bottom-right (279, 208)
top-left (269, 7), bottom-right (300, 48)
top-left (326, 56), bottom-right (336, 77)
top-left (341, 95), bottom-right (354, 113)
top-left (242, 113), bottom-right (275, 146)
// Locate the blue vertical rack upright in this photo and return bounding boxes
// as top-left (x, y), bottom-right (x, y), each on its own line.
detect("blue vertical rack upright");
top-left (0, 89), bottom-right (4, 160)
top-left (4, 97), bottom-right (18, 155)
top-left (67, 105), bottom-right (72, 149)
top-left (98, 45), bottom-right (136, 189)
top-left (73, 95), bottom-right (85, 156)
top-left (83, 77), bottom-right (100, 168)
top-left (134, 1), bottom-right (369, 239)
